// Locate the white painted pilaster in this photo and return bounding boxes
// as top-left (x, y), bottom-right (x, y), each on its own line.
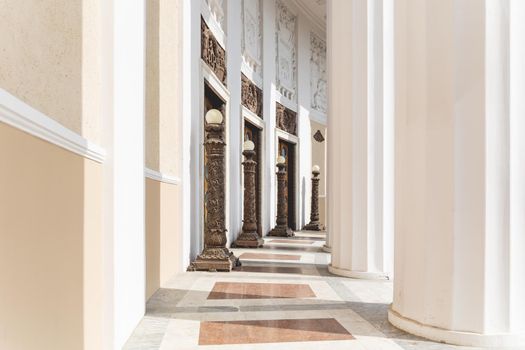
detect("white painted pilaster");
top-left (101, 0), bottom-right (146, 348)
top-left (262, 0), bottom-right (277, 235)
top-left (227, 0), bottom-right (243, 243)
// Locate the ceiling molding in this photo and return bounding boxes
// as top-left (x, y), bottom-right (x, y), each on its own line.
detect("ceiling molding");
top-left (290, 0), bottom-right (326, 34)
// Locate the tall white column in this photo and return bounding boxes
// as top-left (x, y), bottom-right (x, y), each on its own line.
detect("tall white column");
top-left (101, 0), bottom-right (146, 348)
top-left (389, 0), bottom-right (525, 346)
top-left (262, 0), bottom-right (277, 235)
top-left (327, 0), bottom-right (393, 279)
top-left (227, 0), bottom-right (243, 243)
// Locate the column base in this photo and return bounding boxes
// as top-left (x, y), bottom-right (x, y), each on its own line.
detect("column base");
top-left (388, 308), bottom-right (525, 348)
top-left (328, 264), bottom-right (389, 280)
top-left (302, 221), bottom-right (325, 231)
top-left (322, 245), bottom-right (331, 253)
top-left (233, 232), bottom-right (264, 248)
top-left (268, 225), bottom-right (294, 237)
top-left (187, 248), bottom-right (241, 272)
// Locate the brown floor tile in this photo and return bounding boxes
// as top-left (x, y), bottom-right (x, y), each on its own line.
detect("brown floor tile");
top-left (207, 282), bottom-right (316, 299)
top-left (268, 239), bottom-right (315, 245)
top-left (199, 318), bottom-right (354, 345)
top-left (239, 252), bottom-right (301, 261)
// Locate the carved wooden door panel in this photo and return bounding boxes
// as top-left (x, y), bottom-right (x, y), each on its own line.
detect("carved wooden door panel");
top-left (244, 122), bottom-right (262, 237)
top-left (278, 139), bottom-right (296, 229)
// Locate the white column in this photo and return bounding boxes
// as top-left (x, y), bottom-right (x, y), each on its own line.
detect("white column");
top-left (101, 0), bottom-right (146, 348)
top-left (297, 14), bottom-right (313, 229)
top-left (227, 0), bottom-right (243, 243)
top-left (262, 0), bottom-right (277, 235)
top-left (182, 0), bottom-right (202, 262)
top-left (389, 0), bottom-right (525, 346)
top-left (327, 0), bottom-right (393, 279)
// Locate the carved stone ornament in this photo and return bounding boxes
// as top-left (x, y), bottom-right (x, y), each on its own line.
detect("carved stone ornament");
top-left (310, 32), bottom-right (327, 113)
top-left (241, 74), bottom-right (263, 118)
top-left (201, 17), bottom-right (227, 85)
top-left (313, 130), bottom-right (325, 143)
top-left (303, 169), bottom-right (325, 231)
top-left (205, 0), bottom-right (225, 30)
top-left (242, 0), bottom-right (262, 73)
top-left (276, 102), bottom-right (297, 136)
top-left (276, 0), bottom-right (297, 100)
top-left (233, 148), bottom-right (264, 248)
top-left (188, 122), bottom-right (240, 271)
top-left (269, 162), bottom-right (294, 237)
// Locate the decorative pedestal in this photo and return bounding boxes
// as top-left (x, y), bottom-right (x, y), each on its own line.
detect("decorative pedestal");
top-left (303, 168), bottom-right (325, 231)
top-left (269, 161), bottom-right (294, 237)
top-left (234, 146), bottom-right (263, 248)
top-left (188, 112), bottom-right (240, 271)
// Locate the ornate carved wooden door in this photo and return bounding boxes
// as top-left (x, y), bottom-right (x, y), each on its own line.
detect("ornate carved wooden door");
top-left (278, 139), bottom-right (296, 229)
top-left (244, 122), bottom-right (263, 237)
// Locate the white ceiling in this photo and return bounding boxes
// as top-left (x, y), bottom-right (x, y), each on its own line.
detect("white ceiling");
top-left (291, 0), bottom-right (327, 33)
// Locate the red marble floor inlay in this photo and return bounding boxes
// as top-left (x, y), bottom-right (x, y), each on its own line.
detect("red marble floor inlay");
top-left (198, 318), bottom-right (354, 345)
top-left (268, 239), bottom-right (315, 245)
top-left (239, 252), bottom-right (301, 261)
top-left (207, 282), bottom-right (316, 299)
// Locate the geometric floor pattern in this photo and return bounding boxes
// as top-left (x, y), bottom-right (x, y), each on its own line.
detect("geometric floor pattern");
top-left (124, 231), bottom-right (492, 350)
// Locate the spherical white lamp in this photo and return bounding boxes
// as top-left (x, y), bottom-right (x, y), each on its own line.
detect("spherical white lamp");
top-left (277, 155), bottom-right (286, 164)
top-left (312, 165), bottom-right (320, 172)
top-left (243, 140), bottom-right (255, 151)
top-left (205, 109), bottom-right (223, 124)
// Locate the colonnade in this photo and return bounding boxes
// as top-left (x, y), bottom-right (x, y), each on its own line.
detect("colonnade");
top-left (327, 0), bottom-right (525, 347)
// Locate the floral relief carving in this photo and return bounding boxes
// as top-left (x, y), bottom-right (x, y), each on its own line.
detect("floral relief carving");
top-left (310, 32), bottom-right (327, 113)
top-left (276, 102), bottom-right (297, 136)
top-left (242, 0), bottom-right (262, 74)
top-left (241, 74), bottom-right (263, 118)
top-left (201, 17), bottom-right (227, 85)
top-left (276, 1), bottom-right (297, 101)
top-left (205, 0), bottom-right (225, 30)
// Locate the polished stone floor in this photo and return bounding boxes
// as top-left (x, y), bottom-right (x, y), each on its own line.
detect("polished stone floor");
top-left (124, 232), bottom-right (494, 350)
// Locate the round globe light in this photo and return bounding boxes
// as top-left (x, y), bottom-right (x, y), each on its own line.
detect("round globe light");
top-left (312, 165), bottom-right (320, 172)
top-left (205, 109), bottom-right (223, 124)
top-left (243, 140), bottom-right (255, 151)
top-left (277, 155), bottom-right (286, 164)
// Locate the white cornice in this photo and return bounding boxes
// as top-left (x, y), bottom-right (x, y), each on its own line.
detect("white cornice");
top-left (0, 89), bottom-right (106, 163)
top-left (290, 0), bottom-right (326, 34)
top-left (145, 167), bottom-right (181, 185)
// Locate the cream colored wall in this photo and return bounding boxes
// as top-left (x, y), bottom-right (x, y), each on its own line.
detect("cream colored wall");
top-left (0, 122), bottom-right (103, 350)
top-left (310, 120), bottom-right (327, 226)
top-left (146, 0), bottom-right (183, 175)
top-left (145, 0), bottom-right (183, 299)
top-left (146, 179), bottom-right (183, 299)
top-left (0, 0), bottom-right (101, 143)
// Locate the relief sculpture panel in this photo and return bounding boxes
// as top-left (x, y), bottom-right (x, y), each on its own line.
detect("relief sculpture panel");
top-left (242, 0), bottom-right (262, 74)
top-left (275, 1), bottom-right (297, 101)
top-left (201, 17), bottom-right (227, 85)
top-left (310, 32), bottom-right (327, 113)
top-left (241, 74), bottom-right (263, 118)
top-left (276, 102), bottom-right (297, 136)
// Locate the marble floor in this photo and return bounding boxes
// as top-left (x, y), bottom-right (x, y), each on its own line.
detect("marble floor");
top-left (124, 232), bottom-right (496, 350)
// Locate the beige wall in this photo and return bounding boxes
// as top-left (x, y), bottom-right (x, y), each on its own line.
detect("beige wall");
top-left (145, 0), bottom-right (184, 300)
top-left (0, 0), bottom-right (101, 143)
top-left (146, 0), bottom-right (183, 176)
top-left (0, 123), bottom-right (103, 350)
top-left (311, 120), bottom-right (327, 226)
top-left (145, 179), bottom-right (183, 299)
